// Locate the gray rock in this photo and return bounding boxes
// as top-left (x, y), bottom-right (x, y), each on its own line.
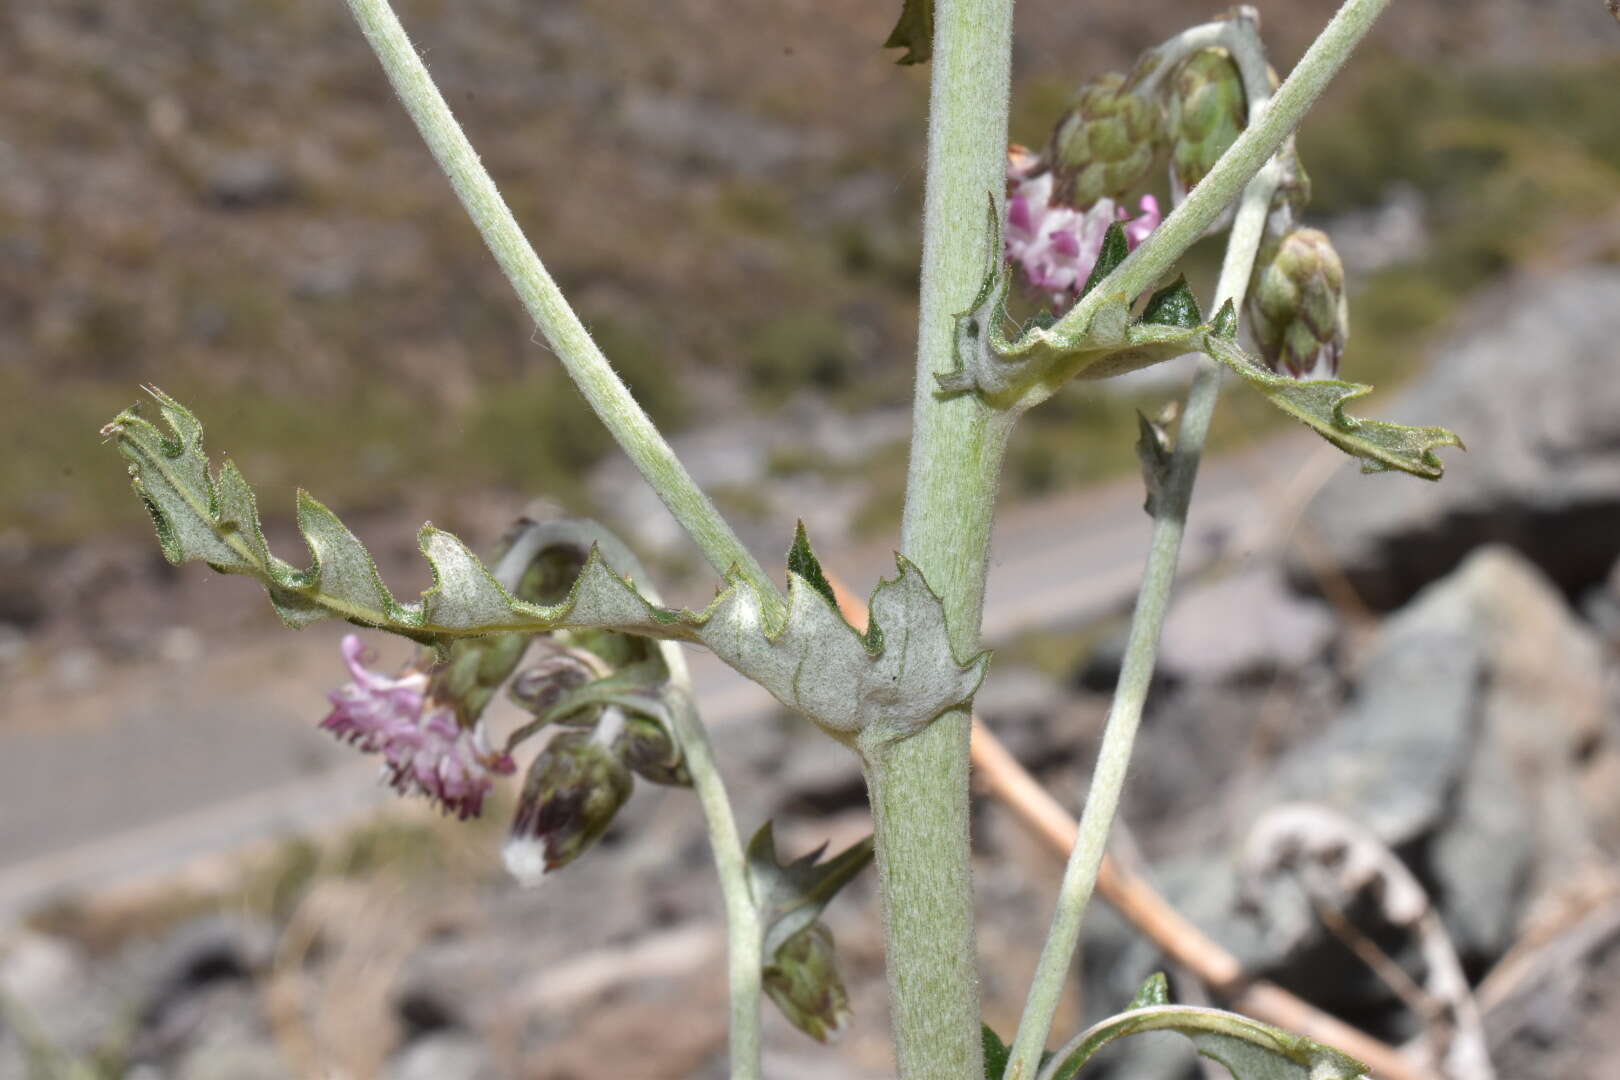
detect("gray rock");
top-left (388, 1033), bottom-right (500, 1080)
top-left (145, 982), bottom-right (279, 1079)
top-left (205, 153), bottom-right (292, 210)
top-left (0, 931), bottom-right (106, 1056)
top-left (1138, 547), bottom-right (1616, 990)
top-left (1293, 266), bottom-right (1620, 610)
top-left (1423, 547), bottom-right (1618, 954)
top-left (1156, 565), bottom-right (1337, 683)
top-left (1254, 577), bottom-right (1485, 846)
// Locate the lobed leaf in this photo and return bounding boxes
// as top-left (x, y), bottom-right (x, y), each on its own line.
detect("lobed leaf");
top-left (102, 389), bottom-right (987, 738)
top-left (942, 223), bottom-right (1462, 479)
top-left (940, 215), bottom-right (1225, 412)
top-left (1202, 334), bottom-right (1464, 480)
top-left (747, 822), bottom-right (875, 958)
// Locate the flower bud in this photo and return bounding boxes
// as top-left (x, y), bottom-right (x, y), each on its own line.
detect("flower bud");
top-left (1166, 48), bottom-right (1247, 205)
top-left (1045, 73), bottom-right (1162, 208)
top-left (763, 921), bottom-right (852, 1043)
top-left (508, 644), bottom-right (606, 724)
top-left (503, 726), bottom-right (633, 885)
top-left (615, 714), bottom-right (691, 788)
top-left (1247, 227), bottom-right (1349, 379)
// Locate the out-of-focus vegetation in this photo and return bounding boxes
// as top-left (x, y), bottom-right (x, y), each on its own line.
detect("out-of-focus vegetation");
top-left (5, 0), bottom-right (1617, 547)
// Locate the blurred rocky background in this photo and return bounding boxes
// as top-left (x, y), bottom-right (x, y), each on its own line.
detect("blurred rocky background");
top-left (3, 0), bottom-right (1619, 1077)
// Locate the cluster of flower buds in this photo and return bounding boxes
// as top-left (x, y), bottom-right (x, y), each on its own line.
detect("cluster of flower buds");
top-left (501, 637), bottom-right (691, 885)
top-left (1008, 28), bottom-right (1352, 380)
top-left (317, 517), bottom-right (875, 1045)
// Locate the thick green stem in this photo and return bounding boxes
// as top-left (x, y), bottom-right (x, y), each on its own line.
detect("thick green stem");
top-left (340, 0), bottom-right (783, 624)
top-left (863, 1), bottom-right (1014, 1077)
top-left (1003, 2), bottom-right (1393, 1074)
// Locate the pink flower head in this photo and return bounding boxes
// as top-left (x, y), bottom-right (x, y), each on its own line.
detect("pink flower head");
top-left (322, 634), bottom-right (516, 819)
top-left (1005, 155), bottom-right (1161, 313)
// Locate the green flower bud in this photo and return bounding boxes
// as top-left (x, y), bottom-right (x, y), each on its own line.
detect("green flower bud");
top-left (1046, 73), bottom-right (1162, 208)
top-left (763, 921), bottom-right (852, 1043)
top-left (1247, 227), bottom-right (1349, 379)
top-left (615, 713), bottom-right (691, 788)
top-left (503, 726), bottom-right (633, 885)
top-left (1166, 48), bottom-right (1247, 204)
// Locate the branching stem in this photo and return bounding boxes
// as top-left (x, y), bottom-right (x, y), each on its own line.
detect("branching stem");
top-left (340, 0), bottom-right (784, 625)
top-left (1002, 0), bottom-right (1394, 1074)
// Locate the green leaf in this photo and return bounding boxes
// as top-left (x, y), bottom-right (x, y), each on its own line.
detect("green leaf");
top-left (883, 0), bottom-right (933, 65)
top-left (1202, 335), bottom-right (1464, 480)
top-left (982, 1024), bottom-right (1012, 1080)
top-left (1139, 276), bottom-right (1203, 329)
top-left (940, 233), bottom-right (1462, 479)
top-left (747, 822), bottom-right (875, 958)
top-left (788, 520), bottom-right (838, 613)
top-left (103, 390), bottom-right (988, 740)
top-left (1076, 222), bottom-right (1130, 302)
top-left (1044, 1003), bottom-right (1368, 1080)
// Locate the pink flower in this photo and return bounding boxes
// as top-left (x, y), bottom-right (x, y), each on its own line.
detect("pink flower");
top-left (1005, 155), bottom-right (1161, 313)
top-left (322, 634), bottom-right (515, 819)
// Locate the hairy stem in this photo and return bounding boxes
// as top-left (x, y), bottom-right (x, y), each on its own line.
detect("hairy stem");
top-left (662, 643), bottom-right (763, 1079)
top-left (862, 1), bottom-right (1014, 1077)
top-left (1000, 0), bottom-right (1399, 1065)
top-left (340, 0), bottom-right (783, 624)
top-left (1003, 176), bottom-right (1273, 1080)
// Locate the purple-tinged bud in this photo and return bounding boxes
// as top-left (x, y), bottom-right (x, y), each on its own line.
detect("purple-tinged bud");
top-left (321, 635), bottom-right (515, 820)
top-left (503, 716), bottom-right (633, 886)
top-left (1247, 227), bottom-right (1348, 379)
top-left (508, 643), bottom-right (607, 723)
top-left (615, 714), bottom-right (691, 788)
top-left (763, 921), bottom-right (852, 1043)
